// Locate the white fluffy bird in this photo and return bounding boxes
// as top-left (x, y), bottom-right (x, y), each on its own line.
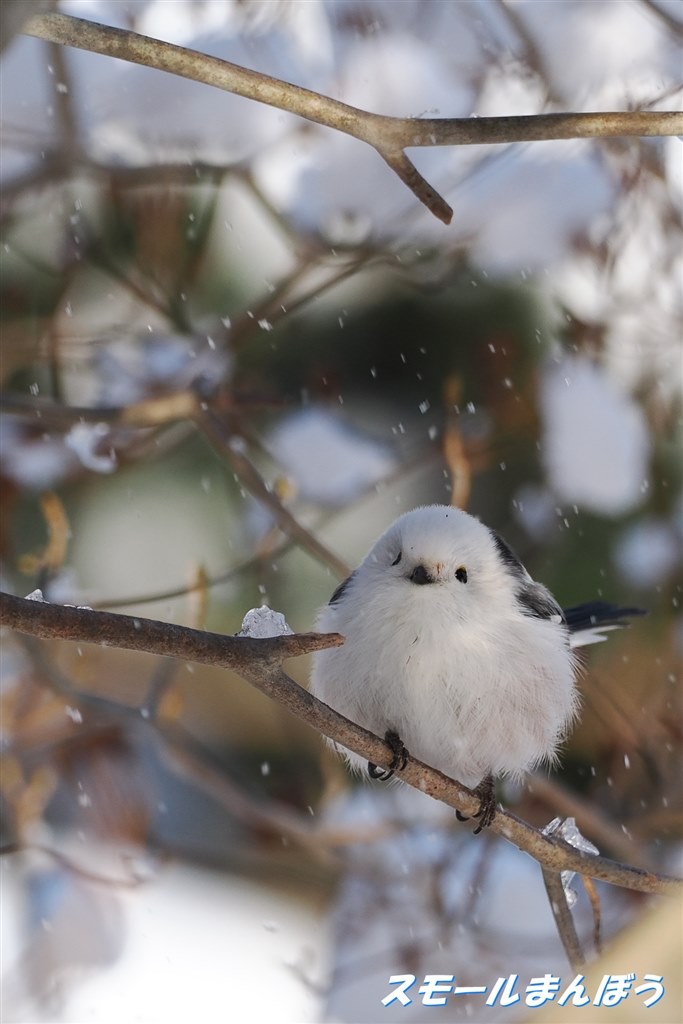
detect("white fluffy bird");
top-left (310, 505), bottom-right (642, 831)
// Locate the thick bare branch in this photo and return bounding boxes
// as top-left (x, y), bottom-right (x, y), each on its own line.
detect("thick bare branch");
top-left (22, 12), bottom-right (385, 142)
top-left (22, 12), bottom-right (683, 225)
top-left (407, 109), bottom-right (683, 146)
top-left (0, 592), bottom-right (340, 673)
top-left (2, 592), bottom-right (680, 897)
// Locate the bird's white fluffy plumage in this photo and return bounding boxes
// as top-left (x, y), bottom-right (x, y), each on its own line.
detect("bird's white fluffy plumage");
top-left (310, 505), bottom-right (579, 788)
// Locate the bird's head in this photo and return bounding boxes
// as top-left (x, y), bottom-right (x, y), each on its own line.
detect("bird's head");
top-left (359, 505), bottom-right (517, 618)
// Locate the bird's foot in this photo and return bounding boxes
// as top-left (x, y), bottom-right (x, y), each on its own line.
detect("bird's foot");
top-left (368, 729), bottom-right (409, 781)
top-left (456, 774), bottom-right (497, 834)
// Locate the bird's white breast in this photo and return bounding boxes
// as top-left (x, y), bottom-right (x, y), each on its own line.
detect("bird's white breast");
top-left (310, 577), bottom-right (578, 788)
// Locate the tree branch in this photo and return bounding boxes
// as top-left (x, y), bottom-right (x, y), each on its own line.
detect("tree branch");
top-left (23, 12), bottom-right (683, 225)
top-left (2, 592), bottom-right (680, 896)
top-left (194, 406), bottom-right (352, 579)
top-left (541, 869), bottom-right (586, 972)
top-left (1, 591), bottom-right (341, 677)
top-left (526, 774), bottom-right (650, 867)
top-left (640, 0), bottom-right (683, 38)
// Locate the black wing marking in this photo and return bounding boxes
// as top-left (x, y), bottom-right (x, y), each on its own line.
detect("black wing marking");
top-left (563, 601), bottom-right (646, 633)
top-left (329, 573), bottom-right (356, 606)
top-left (517, 580), bottom-right (566, 623)
top-left (491, 530), bottom-right (529, 581)
top-left (492, 529), bottom-right (647, 635)
top-left (491, 531), bottom-right (565, 624)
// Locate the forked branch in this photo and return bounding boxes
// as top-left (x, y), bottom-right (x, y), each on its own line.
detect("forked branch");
top-left (1, 592), bottom-right (680, 897)
top-left (23, 12), bottom-right (683, 225)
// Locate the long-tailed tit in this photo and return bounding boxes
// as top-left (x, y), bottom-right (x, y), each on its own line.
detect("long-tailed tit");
top-left (310, 505), bottom-right (643, 832)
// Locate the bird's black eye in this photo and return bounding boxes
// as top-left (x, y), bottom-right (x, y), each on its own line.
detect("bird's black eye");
top-left (391, 551), bottom-right (402, 566)
top-left (455, 566), bottom-right (468, 584)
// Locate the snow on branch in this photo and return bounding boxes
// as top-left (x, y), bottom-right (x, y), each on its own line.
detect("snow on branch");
top-left (1, 591), bottom-right (680, 898)
top-left (23, 11), bottom-right (683, 226)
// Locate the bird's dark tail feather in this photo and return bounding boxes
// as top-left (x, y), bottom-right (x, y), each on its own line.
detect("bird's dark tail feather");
top-left (563, 601), bottom-right (646, 647)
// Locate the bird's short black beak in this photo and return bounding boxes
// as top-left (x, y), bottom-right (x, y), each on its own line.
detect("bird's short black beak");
top-left (409, 564), bottom-right (435, 585)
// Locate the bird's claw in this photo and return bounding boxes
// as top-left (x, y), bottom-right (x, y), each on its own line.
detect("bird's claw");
top-left (456, 774), bottom-right (497, 834)
top-left (367, 729), bottom-right (408, 781)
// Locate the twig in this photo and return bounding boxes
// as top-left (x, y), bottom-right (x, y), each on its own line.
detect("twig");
top-left (224, 257), bottom-right (318, 351)
top-left (1, 592), bottom-right (681, 897)
top-left (23, 12), bottom-right (683, 225)
top-left (0, 840), bottom-right (150, 888)
top-left (494, 0), bottom-right (558, 105)
top-left (152, 720), bottom-right (337, 861)
top-left (0, 155), bottom-right (229, 213)
top-left (640, 0), bottom-right (683, 37)
top-left (96, 444), bottom-right (441, 608)
top-left (13, 631), bottom-right (339, 863)
top-left (0, 839), bottom-right (153, 888)
top-left (195, 406), bottom-right (351, 579)
top-left (47, 35), bottom-right (82, 159)
top-left (526, 773), bottom-right (650, 867)
top-left (0, 388), bottom-right (280, 429)
top-left (381, 149), bottom-right (453, 226)
top-left (541, 868), bottom-right (586, 971)
top-left (0, 418), bottom-right (437, 611)
top-left (17, 491), bottom-right (70, 577)
top-left (581, 874), bottom-right (603, 956)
